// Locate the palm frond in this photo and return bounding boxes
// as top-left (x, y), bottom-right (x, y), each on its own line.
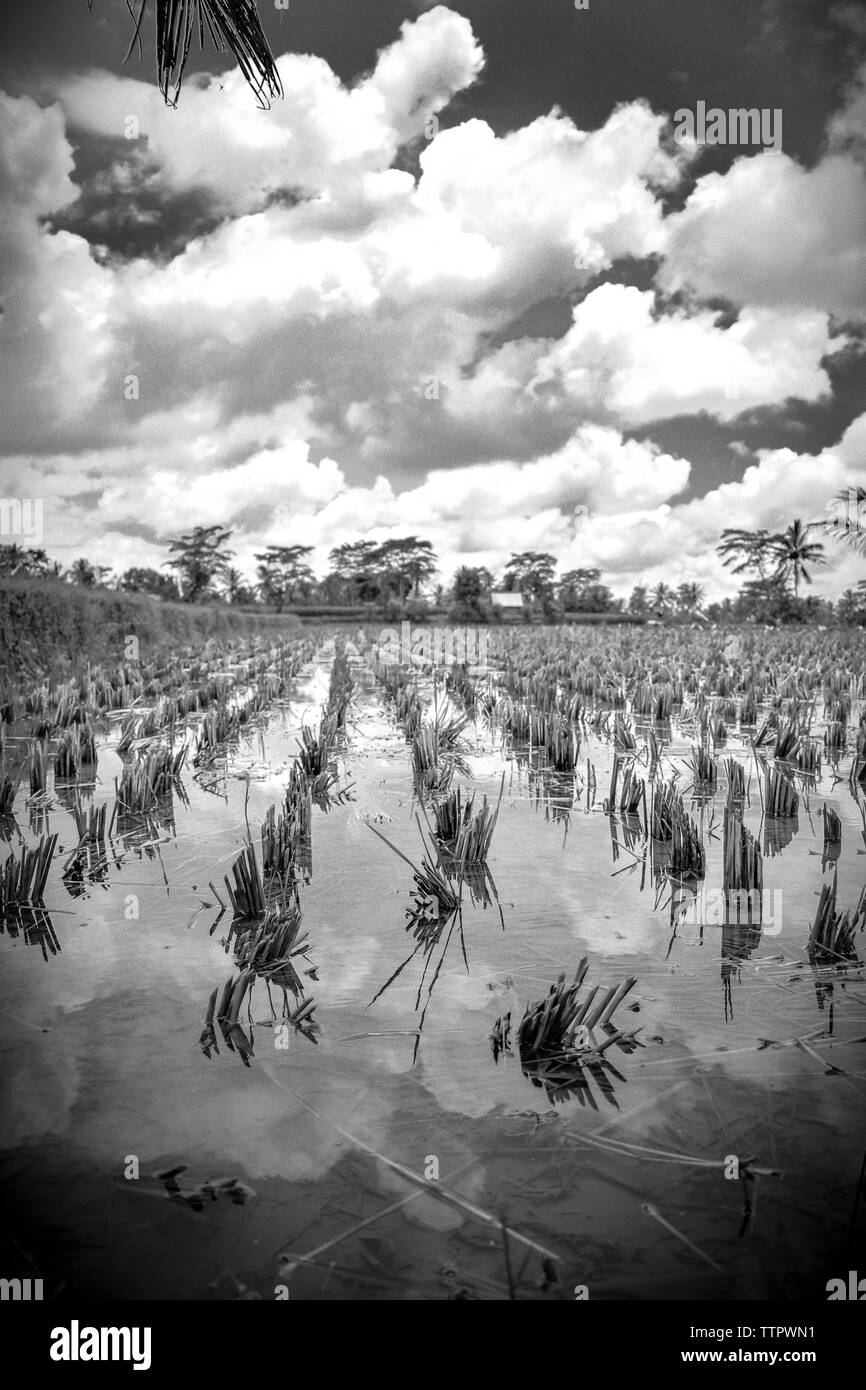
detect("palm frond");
top-left (90, 0), bottom-right (283, 108)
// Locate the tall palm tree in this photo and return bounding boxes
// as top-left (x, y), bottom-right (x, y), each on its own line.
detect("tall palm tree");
top-left (88, 0), bottom-right (282, 108)
top-left (771, 519), bottom-right (826, 598)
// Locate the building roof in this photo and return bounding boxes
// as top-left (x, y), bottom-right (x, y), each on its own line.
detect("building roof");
top-left (491, 590), bottom-right (524, 608)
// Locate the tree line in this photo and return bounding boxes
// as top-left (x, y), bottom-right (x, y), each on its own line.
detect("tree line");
top-left (1, 491), bottom-right (863, 625)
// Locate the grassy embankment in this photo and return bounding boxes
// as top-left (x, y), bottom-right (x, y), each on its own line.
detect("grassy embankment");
top-left (0, 578), bottom-right (302, 685)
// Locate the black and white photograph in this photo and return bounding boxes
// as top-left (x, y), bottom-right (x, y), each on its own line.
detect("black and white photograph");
top-left (1, 0), bottom-right (865, 1333)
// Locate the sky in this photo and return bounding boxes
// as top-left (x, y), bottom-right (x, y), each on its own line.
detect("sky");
top-left (1, 0), bottom-right (865, 601)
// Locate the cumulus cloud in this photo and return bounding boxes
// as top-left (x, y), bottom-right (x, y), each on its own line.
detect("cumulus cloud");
top-left (1, 8), bottom-right (864, 603)
top-left (0, 94), bottom-right (113, 443)
top-left (658, 75), bottom-right (866, 317)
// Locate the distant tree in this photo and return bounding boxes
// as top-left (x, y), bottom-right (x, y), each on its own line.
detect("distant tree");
top-left (503, 552), bottom-right (557, 601)
top-left (0, 545), bottom-right (52, 578)
top-left (559, 567), bottom-right (599, 608)
top-left (837, 582), bottom-right (866, 625)
top-left (735, 574), bottom-right (794, 624)
top-left (676, 582), bottom-right (704, 614)
top-left (771, 519), bottom-right (826, 599)
top-left (650, 582), bottom-right (674, 616)
top-left (67, 558), bottom-right (96, 586)
top-left (223, 566), bottom-right (256, 606)
top-left (374, 537), bottom-right (437, 603)
top-left (328, 541), bottom-right (382, 604)
top-left (628, 585), bottom-right (649, 617)
top-left (716, 528), bottom-right (774, 578)
top-left (165, 525), bottom-right (234, 603)
top-left (450, 566), bottom-right (492, 621)
top-left (255, 545), bottom-right (314, 611)
top-left (119, 567), bottom-right (179, 600)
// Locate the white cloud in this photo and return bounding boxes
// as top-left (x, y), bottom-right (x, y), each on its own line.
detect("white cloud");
top-left (659, 148), bottom-right (866, 317)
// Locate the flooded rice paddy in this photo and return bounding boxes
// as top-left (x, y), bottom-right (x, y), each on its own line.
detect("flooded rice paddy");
top-left (1, 626), bottom-right (865, 1301)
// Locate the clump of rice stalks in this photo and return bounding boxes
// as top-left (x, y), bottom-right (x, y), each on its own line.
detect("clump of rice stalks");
top-left (0, 833), bottom-right (58, 913)
top-left (410, 705), bottom-right (470, 793)
top-left (297, 713), bottom-right (338, 778)
top-left (722, 808), bottom-right (762, 893)
top-left (394, 684), bottom-right (423, 738)
top-left (223, 843), bottom-right (269, 920)
top-left (366, 817), bottom-right (459, 918)
top-left (689, 744), bottom-right (717, 786)
top-left (614, 714), bottom-right (636, 754)
top-left (29, 741), bottom-right (48, 796)
top-left (740, 688), bottom-right (758, 725)
top-left (116, 744), bottom-right (187, 812)
top-left (773, 716), bottom-right (802, 762)
top-left (824, 720), bottom-right (846, 753)
top-left (710, 714), bottom-right (727, 746)
top-left (763, 763), bottom-right (799, 818)
top-left (327, 649), bottom-right (354, 729)
top-left (651, 779), bottom-right (704, 878)
top-left (505, 960), bottom-right (642, 1104)
top-left (618, 762), bottom-right (645, 817)
top-left (497, 698), bottom-right (531, 741)
top-left (797, 740), bottom-right (821, 775)
top-left (445, 662), bottom-right (476, 712)
top-left (633, 681), bottom-right (673, 720)
top-left (431, 776), bottom-right (504, 865)
top-left (432, 703), bottom-right (471, 749)
top-left (55, 728), bottom-right (82, 780)
top-left (71, 801), bottom-right (108, 844)
top-left (723, 757), bottom-right (747, 805)
top-left (752, 716), bottom-right (776, 750)
top-left (194, 704), bottom-right (239, 764)
top-left (262, 764), bottom-right (312, 872)
top-left (808, 880), bottom-right (864, 963)
top-left (0, 774), bottom-right (20, 816)
top-left (531, 710), bottom-right (580, 772)
top-left (517, 960), bottom-right (639, 1060)
top-left (53, 690), bottom-right (85, 729)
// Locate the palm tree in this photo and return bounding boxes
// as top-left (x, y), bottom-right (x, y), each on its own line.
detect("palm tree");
top-left (68, 558), bottom-right (96, 587)
top-left (88, 0), bottom-right (282, 108)
top-left (650, 582), bottom-right (673, 615)
top-left (676, 582), bottom-right (704, 614)
top-left (771, 519), bottom-right (826, 599)
top-left (822, 485), bottom-right (865, 557)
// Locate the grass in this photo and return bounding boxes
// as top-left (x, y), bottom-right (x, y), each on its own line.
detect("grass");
top-left (0, 574), bottom-right (301, 683)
